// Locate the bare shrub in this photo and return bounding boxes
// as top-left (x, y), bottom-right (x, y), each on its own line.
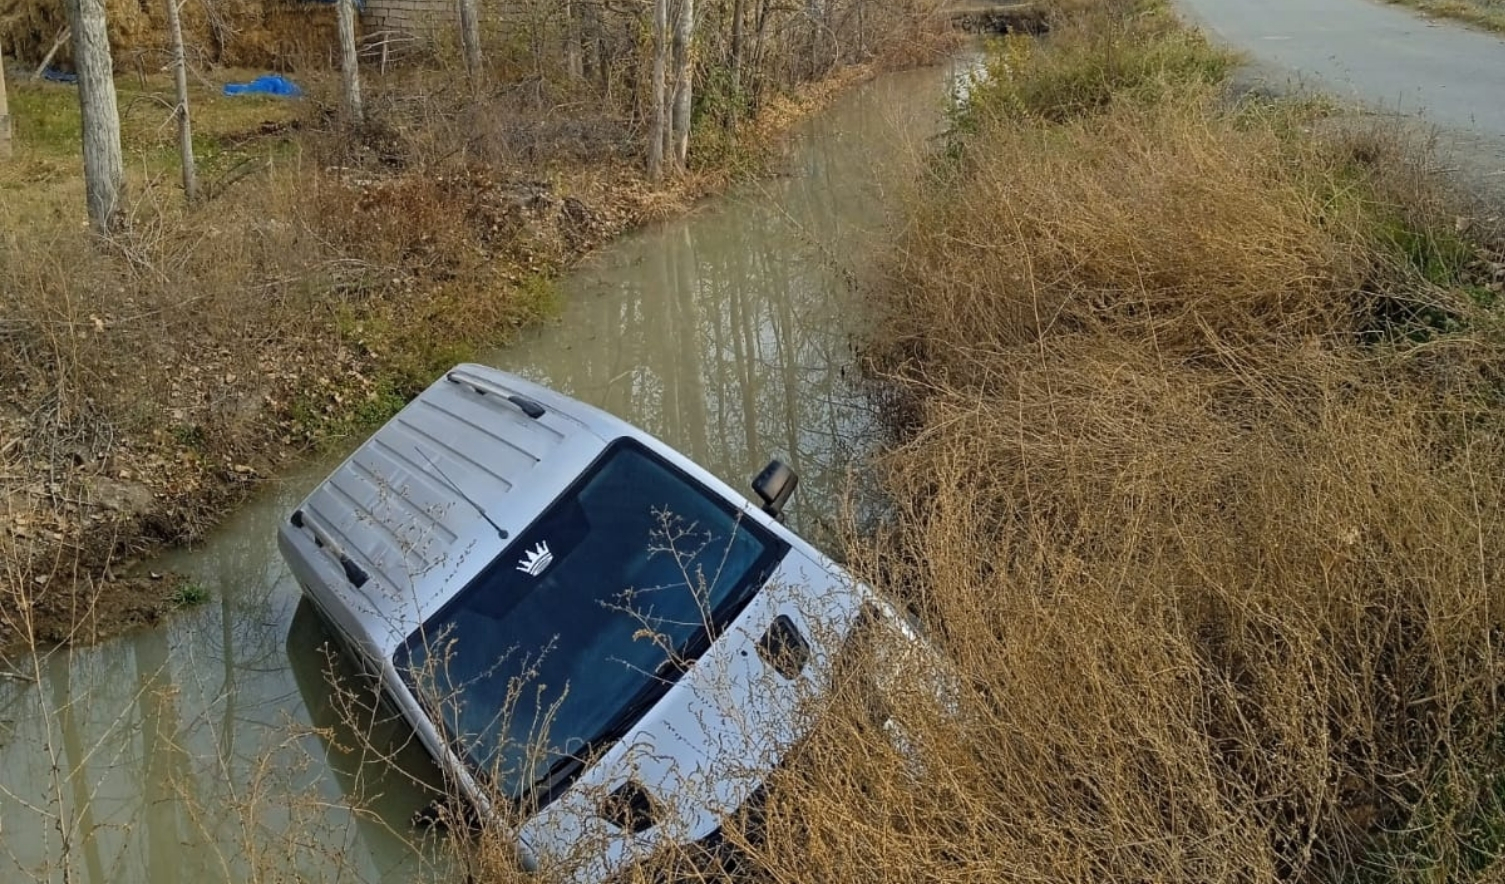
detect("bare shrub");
top-left (764, 343), bottom-right (1503, 881)
top-left (745, 5), bottom-right (1505, 883)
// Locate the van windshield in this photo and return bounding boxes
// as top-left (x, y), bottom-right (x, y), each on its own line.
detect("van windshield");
top-left (393, 439), bottom-right (787, 804)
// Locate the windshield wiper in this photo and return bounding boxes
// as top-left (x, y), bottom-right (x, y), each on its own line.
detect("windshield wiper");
top-left (592, 678), bottom-right (667, 748)
top-left (641, 561), bottom-right (777, 684)
top-left (524, 561), bottom-right (783, 805)
top-left (530, 751), bottom-right (587, 799)
top-left (526, 676), bottom-right (669, 803)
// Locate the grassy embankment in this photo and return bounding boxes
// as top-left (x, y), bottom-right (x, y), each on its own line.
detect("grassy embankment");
top-left (0, 2), bottom-right (955, 656)
top-left (721, 2), bottom-right (1505, 882)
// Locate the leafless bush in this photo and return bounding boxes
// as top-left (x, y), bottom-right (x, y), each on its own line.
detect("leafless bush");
top-left (766, 8), bottom-right (1505, 883)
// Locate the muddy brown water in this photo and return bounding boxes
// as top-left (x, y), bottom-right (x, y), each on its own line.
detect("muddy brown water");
top-left (0, 55), bottom-right (982, 883)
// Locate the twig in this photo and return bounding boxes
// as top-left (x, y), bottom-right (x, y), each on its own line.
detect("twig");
top-left (185, 57), bottom-right (217, 94)
top-left (32, 27), bottom-right (70, 81)
top-left (202, 155), bottom-right (269, 202)
top-left (120, 92), bottom-right (176, 126)
top-left (0, 667), bottom-right (35, 683)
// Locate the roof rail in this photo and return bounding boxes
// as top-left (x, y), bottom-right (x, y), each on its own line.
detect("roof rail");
top-left (446, 369), bottom-right (547, 420)
top-left (290, 508), bottom-right (370, 589)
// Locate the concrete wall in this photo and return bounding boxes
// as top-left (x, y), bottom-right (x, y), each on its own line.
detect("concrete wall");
top-left (363, 0), bottom-right (453, 36)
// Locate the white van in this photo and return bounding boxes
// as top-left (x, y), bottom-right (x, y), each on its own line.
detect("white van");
top-left (278, 365), bottom-right (908, 880)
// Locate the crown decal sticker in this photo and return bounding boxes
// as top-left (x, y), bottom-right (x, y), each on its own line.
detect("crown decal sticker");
top-left (516, 541), bottom-right (554, 576)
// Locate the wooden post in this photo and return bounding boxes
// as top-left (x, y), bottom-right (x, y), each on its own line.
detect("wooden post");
top-left (0, 36), bottom-right (12, 160)
top-left (164, 0), bottom-right (197, 201)
top-left (64, 0), bottom-right (126, 232)
top-left (337, 0), bottom-right (364, 124)
top-left (458, 0), bottom-right (482, 79)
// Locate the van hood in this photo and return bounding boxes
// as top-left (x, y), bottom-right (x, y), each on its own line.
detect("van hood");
top-left (512, 544), bottom-right (871, 881)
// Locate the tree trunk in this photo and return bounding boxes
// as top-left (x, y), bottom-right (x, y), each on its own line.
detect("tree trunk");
top-left (647, 0), bottom-right (668, 181)
top-left (587, 1), bottom-right (608, 97)
top-left (64, 0), bottom-right (125, 233)
top-left (729, 0), bottom-right (745, 108)
top-left (0, 37), bottom-right (12, 161)
top-left (164, 0), bottom-right (197, 201)
top-left (751, 0), bottom-right (771, 104)
top-left (806, 0), bottom-right (823, 77)
top-left (670, 0), bottom-right (693, 168)
top-left (564, 0), bottom-right (583, 80)
top-left (336, 0), bottom-right (363, 124)
top-left (855, 0), bottom-right (865, 57)
top-left (458, 0), bottom-right (482, 79)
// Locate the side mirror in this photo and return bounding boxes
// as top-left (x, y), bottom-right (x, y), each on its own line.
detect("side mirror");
top-left (752, 460), bottom-right (799, 519)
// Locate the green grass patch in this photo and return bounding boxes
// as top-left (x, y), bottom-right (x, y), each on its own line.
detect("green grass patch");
top-left (959, 3), bottom-right (1235, 128)
top-left (7, 83), bottom-right (84, 155)
top-left (1, 70), bottom-right (305, 216)
top-left (1379, 216), bottom-right (1475, 287)
top-left (1383, 0), bottom-right (1505, 34)
top-left (286, 273), bottom-right (558, 446)
top-left (1364, 745), bottom-right (1505, 882)
top-left (9, 72), bottom-right (302, 162)
top-left (169, 580), bottom-right (211, 609)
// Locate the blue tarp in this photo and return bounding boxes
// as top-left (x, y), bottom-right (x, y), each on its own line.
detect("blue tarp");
top-left (223, 74), bottom-right (303, 98)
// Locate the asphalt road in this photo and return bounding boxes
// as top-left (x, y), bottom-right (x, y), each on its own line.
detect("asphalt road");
top-left (1176, 0), bottom-right (1505, 186)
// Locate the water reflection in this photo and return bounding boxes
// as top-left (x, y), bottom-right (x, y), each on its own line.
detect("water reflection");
top-left (492, 60), bottom-right (975, 544)
top-left (0, 54), bottom-right (978, 884)
top-left (0, 470), bottom-right (436, 884)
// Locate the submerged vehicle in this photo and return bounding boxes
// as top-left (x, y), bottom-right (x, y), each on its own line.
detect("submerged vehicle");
top-left (278, 364), bottom-right (910, 880)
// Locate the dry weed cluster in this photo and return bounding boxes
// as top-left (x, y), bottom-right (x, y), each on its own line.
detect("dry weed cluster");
top-left (728, 5), bottom-right (1505, 883)
top-left (0, 140), bottom-right (574, 650)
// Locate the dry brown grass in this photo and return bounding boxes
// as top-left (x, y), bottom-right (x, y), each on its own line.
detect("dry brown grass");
top-left (765, 346), bottom-right (1505, 881)
top-left (0, 108), bottom-right (606, 651)
top-left (727, 7), bottom-right (1505, 884)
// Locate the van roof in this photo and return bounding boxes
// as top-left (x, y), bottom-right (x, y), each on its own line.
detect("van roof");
top-left (287, 366), bottom-right (638, 654)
